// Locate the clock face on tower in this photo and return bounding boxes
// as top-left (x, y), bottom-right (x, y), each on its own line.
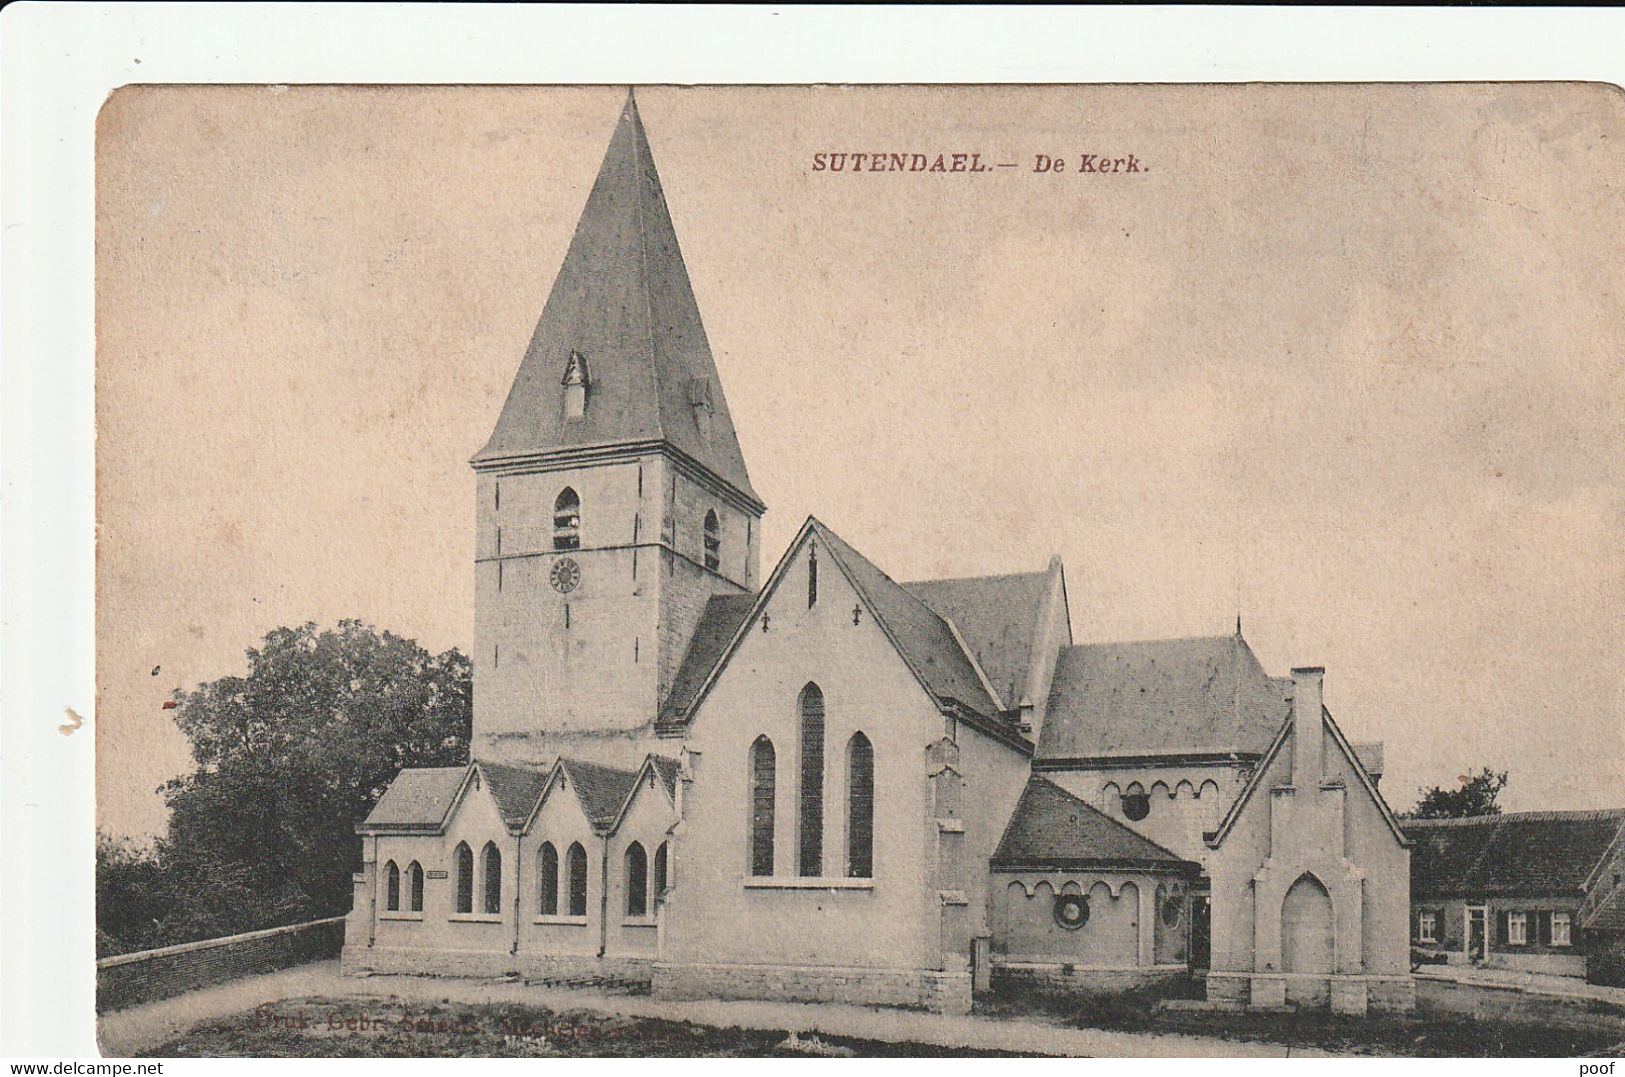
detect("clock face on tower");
top-left (549, 557), bottom-right (581, 594)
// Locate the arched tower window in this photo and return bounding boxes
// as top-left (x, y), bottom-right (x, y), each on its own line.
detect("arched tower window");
top-left (384, 860), bottom-right (401, 911)
top-left (653, 841), bottom-right (669, 900)
top-left (454, 842), bottom-right (474, 914)
top-left (846, 732), bottom-right (874, 878)
top-left (562, 351), bottom-right (590, 419)
top-left (553, 488), bottom-right (581, 551)
top-left (798, 683), bottom-right (826, 877)
top-left (538, 842), bottom-right (559, 916)
top-left (703, 510), bottom-right (720, 572)
top-left (566, 842), bottom-right (588, 917)
top-left (624, 842), bottom-right (648, 916)
top-left (749, 736), bottom-right (776, 876)
top-left (406, 861), bottom-right (424, 912)
top-left (482, 842), bottom-right (503, 915)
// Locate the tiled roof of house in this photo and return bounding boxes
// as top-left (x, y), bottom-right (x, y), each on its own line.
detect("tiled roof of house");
top-left (359, 766), bottom-right (466, 832)
top-left (472, 93), bottom-right (759, 507)
top-left (558, 757), bottom-right (642, 830)
top-left (991, 777), bottom-right (1199, 873)
top-left (657, 593), bottom-right (755, 729)
top-left (813, 521), bottom-right (1004, 720)
top-left (477, 760), bottom-right (550, 830)
top-left (904, 569), bottom-right (1051, 710)
top-left (1038, 633), bottom-right (1290, 760)
top-left (1403, 810), bottom-right (1625, 899)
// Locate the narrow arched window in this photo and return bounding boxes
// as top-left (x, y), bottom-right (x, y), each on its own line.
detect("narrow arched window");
top-left (567, 842), bottom-right (588, 917)
top-left (553, 488), bottom-right (581, 551)
top-left (538, 842), bottom-right (559, 916)
top-left (455, 842), bottom-right (474, 914)
top-left (384, 860), bottom-right (401, 911)
top-left (625, 842), bottom-right (648, 916)
top-left (407, 861), bottom-right (424, 912)
top-left (749, 736), bottom-right (776, 876)
top-left (653, 841), bottom-right (669, 900)
top-left (846, 732), bottom-right (874, 878)
top-left (703, 510), bottom-right (721, 572)
top-left (798, 683), bottom-right (825, 877)
top-left (808, 543), bottom-right (819, 608)
top-left (482, 842), bottom-right (502, 915)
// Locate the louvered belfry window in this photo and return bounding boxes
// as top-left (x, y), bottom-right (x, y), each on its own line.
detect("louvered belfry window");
top-left (553, 487), bottom-right (581, 551)
top-left (798, 684), bottom-right (825, 877)
top-left (846, 732), bottom-right (874, 878)
top-left (703, 510), bottom-right (721, 572)
top-left (749, 736), bottom-right (776, 876)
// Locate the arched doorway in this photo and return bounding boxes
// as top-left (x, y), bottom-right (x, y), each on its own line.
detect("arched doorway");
top-left (1281, 873), bottom-right (1333, 974)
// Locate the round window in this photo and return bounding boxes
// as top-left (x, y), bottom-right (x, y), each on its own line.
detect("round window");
top-left (1054, 893), bottom-right (1090, 930)
top-left (1162, 897), bottom-right (1183, 927)
top-left (1121, 793), bottom-right (1150, 821)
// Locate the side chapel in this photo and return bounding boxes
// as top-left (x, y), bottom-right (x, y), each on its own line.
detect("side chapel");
top-left (342, 93), bottom-right (1415, 1015)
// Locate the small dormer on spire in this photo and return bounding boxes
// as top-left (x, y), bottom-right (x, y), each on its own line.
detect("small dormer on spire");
top-left (562, 351), bottom-right (590, 419)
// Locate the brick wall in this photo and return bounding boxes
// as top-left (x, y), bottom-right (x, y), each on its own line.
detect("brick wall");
top-left (97, 917), bottom-right (345, 1012)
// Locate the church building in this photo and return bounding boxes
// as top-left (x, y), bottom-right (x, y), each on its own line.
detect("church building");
top-left (342, 93), bottom-right (1415, 1016)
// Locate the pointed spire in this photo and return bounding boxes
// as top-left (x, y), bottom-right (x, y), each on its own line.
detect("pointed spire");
top-left (474, 93), bottom-right (760, 508)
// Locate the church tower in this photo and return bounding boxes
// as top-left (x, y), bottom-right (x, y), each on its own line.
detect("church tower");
top-left (470, 93), bottom-right (764, 764)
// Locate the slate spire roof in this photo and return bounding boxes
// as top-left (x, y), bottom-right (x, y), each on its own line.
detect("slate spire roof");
top-left (474, 91), bottom-right (760, 507)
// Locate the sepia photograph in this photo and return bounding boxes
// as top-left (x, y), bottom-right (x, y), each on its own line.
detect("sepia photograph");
top-left (74, 77), bottom-right (1625, 1059)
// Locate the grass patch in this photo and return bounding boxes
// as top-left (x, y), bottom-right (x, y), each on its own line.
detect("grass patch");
top-left (141, 995), bottom-right (1030, 1058)
top-left (978, 975), bottom-right (1625, 1057)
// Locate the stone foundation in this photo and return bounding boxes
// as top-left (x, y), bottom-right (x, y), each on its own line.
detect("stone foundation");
top-left (341, 946), bottom-right (651, 986)
top-left (653, 960), bottom-right (972, 1015)
top-left (991, 960), bottom-right (1187, 996)
top-left (1205, 972), bottom-right (1415, 1012)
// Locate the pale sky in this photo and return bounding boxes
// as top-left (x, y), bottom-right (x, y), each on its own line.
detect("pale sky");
top-left (96, 84), bottom-right (1624, 838)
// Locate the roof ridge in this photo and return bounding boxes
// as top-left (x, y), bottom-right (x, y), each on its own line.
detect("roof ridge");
top-left (903, 568), bottom-right (1051, 588)
top-left (1403, 808), bottom-right (1625, 827)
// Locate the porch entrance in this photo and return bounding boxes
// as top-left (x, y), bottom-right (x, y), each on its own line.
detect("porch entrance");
top-left (1188, 895), bottom-right (1211, 971)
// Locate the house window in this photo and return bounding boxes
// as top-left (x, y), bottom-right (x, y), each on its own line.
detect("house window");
top-left (703, 510), bottom-right (720, 572)
top-left (538, 842), bottom-right (559, 916)
top-left (384, 861), bottom-right (401, 912)
top-left (846, 732), bottom-right (874, 879)
top-left (553, 488), bottom-right (581, 551)
top-left (1508, 910), bottom-right (1527, 946)
top-left (798, 684), bottom-right (825, 877)
top-left (625, 842), bottom-right (648, 916)
top-left (653, 841), bottom-right (669, 900)
top-left (750, 736), bottom-right (776, 876)
top-left (567, 842), bottom-right (588, 917)
top-left (1553, 912), bottom-right (1572, 947)
top-left (407, 862), bottom-right (423, 912)
top-left (454, 842), bottom-right (474, 914)
top-left (1418, 911), bottom-right (1437, 943)
top-left (482, 842), bottom-right (502, 915)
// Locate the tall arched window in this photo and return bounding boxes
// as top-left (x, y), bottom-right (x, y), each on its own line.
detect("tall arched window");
top-left (624, 842), bottom-right (648, 917)
top-left (749, 736), bottom-right (776, 876)
top-left (798, 683), bottom-right (826, 877)
top-left (406, 861), bottom-right (424, 912)
top-left (566, 842), bottom-right (588, 917)
top-left (703, 510), bottom-right (720, 572)
top-left (846, 732), bottom-right (874, 878)
top-left (454, 842), bottom-right (474, 914)
top-left (553, 488), bottom-right (581, 551)
top-left (384, 860), bottom-right (401, 911)
top-left (482, 842), bottom-right (502, 915)
top-left (653, 841), bottom-right (669, 900)
top-left (538, 842), bottom-right (559, 916)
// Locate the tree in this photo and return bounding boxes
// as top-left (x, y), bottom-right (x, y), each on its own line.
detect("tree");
top-left (1407, 766), bottom-right (1509, 819)
top-left (132, 621), bottom-right (471, 945)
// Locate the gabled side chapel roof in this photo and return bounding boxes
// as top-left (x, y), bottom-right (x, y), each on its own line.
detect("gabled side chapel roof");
top-left (903, 569), bottom-right (1053, 709)
top-left (992, 777), bottom-right (1199, 874)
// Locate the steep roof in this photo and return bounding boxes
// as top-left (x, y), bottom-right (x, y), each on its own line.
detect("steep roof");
top-left (904, 570), bottom-right (1051, 709)
top-left (476, 760), bottom-right (549, 830)
top-left (473, 92), bottom-right (759, 506)
top-left (1403, 810), bottom-right (1625, 899)
top-left (657, 592), bottom-right (755, 730)
top-left (649, 756), bottom-right (682, 801)
top-left (1038, 633), bottom-right (1290, 760)
top-left (557, 757), bottom-right (642, 830)
top-left (814, 521), bottom-right (1004, 720)
top-left (360, 766), bottom-right (467, 832)
top-left (992, 777), bottom-right (1198, 873)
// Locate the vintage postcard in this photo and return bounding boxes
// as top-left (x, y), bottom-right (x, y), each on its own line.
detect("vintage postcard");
top-left (91, 83), bottom-right (1624, 1058)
